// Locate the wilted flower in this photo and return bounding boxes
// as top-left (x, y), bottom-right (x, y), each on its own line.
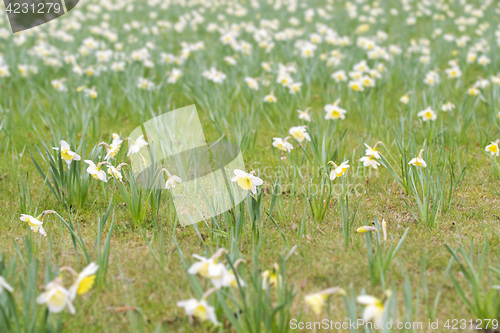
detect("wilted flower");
top-left (356, 226), bottom-right (377, 233)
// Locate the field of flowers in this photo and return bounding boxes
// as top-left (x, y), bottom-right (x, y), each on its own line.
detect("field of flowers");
top-left (0, 0), bottom-right (500, 331)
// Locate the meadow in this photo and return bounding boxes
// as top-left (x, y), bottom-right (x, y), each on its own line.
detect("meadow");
top-left (0, 0), bottom-right (500, 332)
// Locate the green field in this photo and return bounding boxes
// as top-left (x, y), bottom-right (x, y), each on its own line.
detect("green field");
top-left (0, 0), bottom-right (500, 332)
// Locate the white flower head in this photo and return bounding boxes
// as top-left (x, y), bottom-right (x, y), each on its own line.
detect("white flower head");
top-left (409, 149), bottom-right (427, 167)
top-left (231, 169), bottom-right (263, 194)
top-left (85, 160), bottom-right (108, 182)
top-left (177, 298), bottom-right (218, 325)
top-left (53, 140), bottom-right (81, 166)
top-left (37, 278), bottom-right (75, 314)
top-left (272, 137), bottom-right (294, 152)
top-left (289, 126), bottom-right (311, 143)
top-left (127, 135), bottom-right (148, 156)
top-left (329, 161), bottom-right (350, 180)
top-left (68, 262), bottom-right (99, 300)
top-left (417, 107), bottom-right (437, 121)
top-left (485, 140), bottom-right (499, 157)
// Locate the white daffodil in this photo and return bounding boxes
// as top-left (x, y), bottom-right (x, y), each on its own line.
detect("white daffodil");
top-left (357, 291), bottom-right (391, 323)
top-left (409, 149), bottom-right (427, 167)
top-left (399, 94), bottom-right (410, 104)
top-left (382, 219), bottom-right (387, 241)
top-left (53, 140), bottom-right (81, 166)
top-left (485, 140), bottom-right (499, 157)
top-left (418, 107), bottom-right (437, 121)
top-left (85, 160), bottom-right (109, 182)
top-left (305, 287), bottom-right (345, 315)
top-left (161, 168), bottom-right (182, 189)
top-left (231, 169), bottom-right (263, 194)
top-left (360, 156), bottom-right (380, 169)
top-left (262, 264), bottom-right (281, 289)
top-left (328, 161), bottom-right (350, 180)
top-left (177, 298), bottom-right (218, 325)
top-left (37, 278), bottom-right (75, 314)
top-left (210, 266), bottom-right (244, 289)
top-left (263, 91), bottom-right (277, 103)
top-left (297, 108), bottom-right (311, 122)
top-left (324, 103), bottom-right (346, 120)
top-left (272, 137), bottom-right (294, 152)
top-left (101, 133), bottom-right (123, 160)
top-left (0, 276), bottom-right (14, 294)
top-left (356, 226), bottom-right (378, 233)
top-left (364, 142), bottom-right (382, 159)
top-left (289, 126), bottom-right (311, 143)
top-left (107, 163), bottom-right (127, 181)
top-left (20, 210), bottom-right (54, 236)
top-left (244, 77), bottom-right (259, 90)
top-left (68, 263), bottom-right (99, 300)
top-left (127, 135), bottom-right (148, 156)
top-left (441, 102), bottom-right (455, 112)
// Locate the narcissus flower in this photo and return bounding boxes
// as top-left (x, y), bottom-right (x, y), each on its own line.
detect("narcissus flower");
top-left (85, 160), bottom-right (109, 182)
top-left (305, 287), bottom-right (345, 315)
top-left (262, 264), bottom-right (281, 289)
top-left (409, 149), bottom-right (427, 167)
top-left (399, 94), bottom-right (410, 104)
top-left (20, 210), bottom-right (55, 236)
top-left (324, 102), bottom-right (346, 120)
top-left (356, 226), bottom-right (377, 233)
top-left (382, 219), bottom-right (387, 241)
top-left (263, 91), bottom-right (277, 103)
top-left (418, 107), bottom-right (437, 121)
top-left (364, 142), bottom-right (382, 159)
top-left (485, 140), bottom-right (499, 157)
top-left (0, 276), bottom-right (13, 294)
top-left (231, 169), bottom-right (263, 194)
top-left (441, 102), bottom-right (455, 112)
top-left (53, 140), bottom-right (81, 166)
top-left (177, 298), bottom-right (218, 325)
top-left (107, 163), bottom-right (127, 181)
top-left (272, 137), bottom-right (293, 152)
top-left (161, 168), bottom-right (182, 189)
top-left (360, 156), bottom-right (380, 169)
top-left (289, 126), bottom-right (311, 143)
top-left (357, 291), bottom-right (391, 323)
top-left (100, 133), bottom-right (123, 160)
top-left (68, 263), bottom-right (99, 300)
top-left (328, 161), bottom-right (350, 180)
top-left (244, 77), bottom-right (259, 90)
top-left (297, 108), bottom-right (311, 122)
top-left (127, 135), bottom-right (148, 156)
top-left (37, 278), bottom-right (75, 314)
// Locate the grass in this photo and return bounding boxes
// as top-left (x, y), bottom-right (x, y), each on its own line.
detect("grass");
top-left (0, 0), bottom-right (500, 331)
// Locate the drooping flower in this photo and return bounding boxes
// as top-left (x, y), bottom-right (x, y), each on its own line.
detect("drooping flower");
top-left (357, 291), bottom-right (391, 323)
top-left (409, 149), bottom-right (427, 167)
top-left (107, 163), bottom-right (127, 181)
top-left (231, 169), bottom-right (263, 194)
top-left (162, 168), bottom-right (182, 189)
top-left (127, 135), bottom-right (148, 156)
top-left (177, 298), bottom-right (219, 325)
top-left (356, 226), bottom-right (378, 233)
top-left (297, 108), bottom-right (311, 122)
top-left (85, 160), bottom-right (109, 182)
top-left (360, 156), bottom-right (380, 169)
top-left (37, 278), bottom-right (75, 314)
top-left (305, 287), bottom-right (345, 315)
top-left (53, 140), bottom-right (81, 166)
top-left (364, 142), bottom-right (382, 159)
top-left (263, 91), bottom-right (277, 103)
top-left (417, 107), bottom-right (437, 121)
top-left (485, 140), bottom-right (499, 157)
top-left (100, 133), bottom-right (123, 160)
top-left (20, 210), bottom-right (55, 236)
top-left (272, 137), bottom-right (294, 152)
top-left (289, 126), bottom-right (311, 143)
top-left (441, 102), bottom-right (455, 112)
top-left (328, 161), bottom-right (350, 180)
top-left (262, 264), bottom-right (281, 289)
